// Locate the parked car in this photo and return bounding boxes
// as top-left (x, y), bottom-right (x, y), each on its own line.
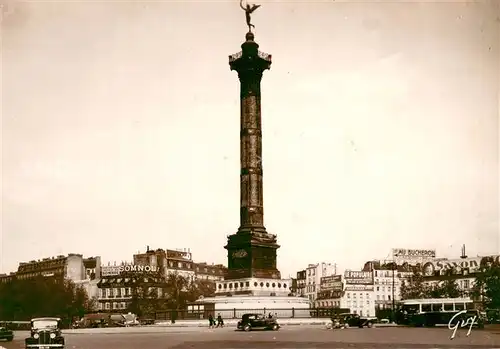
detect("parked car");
top-left (0, 326), bottom-right (14, 342)
top-left (25, 317), bottom-right (65, 348)
top-left (331, 313), bottom-right (376, 329)
top-left (237, 313), bottom-right (280, 331)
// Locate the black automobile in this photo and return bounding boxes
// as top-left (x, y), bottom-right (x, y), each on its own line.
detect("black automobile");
top-left (335, 313), bottom-right (376, 328)
top-left (0, 326), bottom-right (14, 342)
top-left (25, 317), bottom-right (65, 349)
top-left (237, 313), bottom-right (280, 331)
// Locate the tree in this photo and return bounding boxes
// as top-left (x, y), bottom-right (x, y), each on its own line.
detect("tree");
top-left (472, 262), bottom-right (500, 309)
top-left (188, 279), bottom-right (216, 300)
top-left (125, 272), bottom-right (166, 317)
top-left (440, 280), bottom-right (461, 298)
top-left (400, 271), bottom-right (429, 299)
top-left (0, 276), bottom-right (95, 323)
top-left (164, 273), bottom-right (190, 310)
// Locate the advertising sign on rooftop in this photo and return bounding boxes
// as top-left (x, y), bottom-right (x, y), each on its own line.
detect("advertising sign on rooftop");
top-left (166, 250), bottom-right (192, 261)
top-left (422, 255), bottom-right (500, 276)
top-left (101, 264), bottom-right (158, 276)
top-left (320, 275), bottom-right (343, 290)
top-left (344, 270), bottom-right (373, 285)
top-left (392, 248), bottom-right (436, 258)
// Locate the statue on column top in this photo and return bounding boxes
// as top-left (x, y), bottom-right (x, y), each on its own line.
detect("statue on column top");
top-left (240, 0), bottom-right (261, 32)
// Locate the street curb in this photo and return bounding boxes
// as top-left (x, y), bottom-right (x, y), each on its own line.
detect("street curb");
top-left (60, 323), bottom-right (403, 332)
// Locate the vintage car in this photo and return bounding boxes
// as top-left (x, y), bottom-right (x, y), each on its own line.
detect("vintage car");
top-left (25, 317), bottom-right (65, 348)
top-left (237, 313), bottom-right (280, 331)
top-left (0, 325), bottom-right (14, 342)
top-left (330, 313), bottom-right (376, 329)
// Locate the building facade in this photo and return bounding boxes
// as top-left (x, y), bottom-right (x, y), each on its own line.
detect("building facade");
top-left (130, 247), bottom-right (226, 282)
top-left (0, 254), bottom-right (100, 283)
top-left (315, 275), bottom-right (343, 308)
top-left (419, 255), bottom-right (500, 299)
top-left (295, 270), bottom-right (306, 297)
top-left (97, 271), bottom-right (164, 311)
top-left (373, 266), bottom-right (413, 312)
top-left (305, 262), bottom-right (337, 306)
top-left (0, 254), bottom-right (101, 308)
top-left (96, 247), bottom-right (226, 311)
top-left (340, 270), bottom-right (375, 317)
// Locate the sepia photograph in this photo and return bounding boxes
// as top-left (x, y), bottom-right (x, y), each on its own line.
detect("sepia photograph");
top-left (1, 0), bottom-right (499, 348)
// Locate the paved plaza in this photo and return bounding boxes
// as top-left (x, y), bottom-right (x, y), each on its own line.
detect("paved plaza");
top-left (2, 325), bottom-right (500, 349)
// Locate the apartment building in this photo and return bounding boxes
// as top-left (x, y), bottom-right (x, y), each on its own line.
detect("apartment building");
top-left (304, 262), bottom-right (337, 305)
top-left (295, 270), bottom-right (306, 297)
top-left (340, 270), bottom-right (375, 317)
top-left (97, 247), bottom-right (226, 311)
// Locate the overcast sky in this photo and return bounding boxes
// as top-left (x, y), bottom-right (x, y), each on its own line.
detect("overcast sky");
top-left (1, 0), bottom-right (499, 278)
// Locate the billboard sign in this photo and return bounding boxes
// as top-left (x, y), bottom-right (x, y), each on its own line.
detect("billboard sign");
top-left (320, 275), bottom-right (343, 290)
top-left (318, 289), bottom-right (343, 299)
top-left (344, 270), bottom-right (373, 285)
top-left (422, 255), bottom-right (500, 276)
top-left (166, 250), bottom-right (192, 261)
top-left (392, 248), bottom-right (436, 258)
top-left (101, 264), bottom-right (158, 276)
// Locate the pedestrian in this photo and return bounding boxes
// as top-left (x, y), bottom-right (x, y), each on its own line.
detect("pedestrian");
top-left (208, 314), bottom-right (214, 329)
top-left (216, 313), bottom-right (224, 328)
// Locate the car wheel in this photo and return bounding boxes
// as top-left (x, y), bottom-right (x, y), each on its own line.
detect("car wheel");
top-left (344, 323), bottom-right (349, 329)
top-left (7, 336), bottom-right (13, 342)
top-left (272, 324), bottom-right (279, 331)
top-left (367, 322), bottom-right (374, 328)
top-left (243, 324), bottom-right (251, 332)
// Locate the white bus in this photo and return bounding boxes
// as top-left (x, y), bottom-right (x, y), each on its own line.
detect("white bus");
top-left (400, 298), bottom-right (482, 327)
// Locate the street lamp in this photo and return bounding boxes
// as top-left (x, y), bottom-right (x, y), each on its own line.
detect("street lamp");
top-left (392, 261), bottom-right (395, 323)
top-left (390, 253), bottom-right (399, 324)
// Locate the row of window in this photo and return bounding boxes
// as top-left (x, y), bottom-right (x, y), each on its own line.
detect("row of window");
top-left (346, 300), bottom-right (371, 306)
top-left (307, 269), bottom-right (316, 276)
top-left (315, 300), bottom-right (341, 307)
top-left (18, 259), bottom-right (66, 272)
top-left (374, 279), bottom-right (400, 285)
top-left (375, 286), bottom-right (398, 293)
top-left (374, 271), bottom-right (410, 278)
top-left (376, 295), bottom-right (393, 301)
top-left (346, 292), bottom-right (371, 298)
top-left (165, 261), bottom-right (224, 274)
top-left (14, 270), bottom-right (64, 280)
top-left (218, 281), bottom-right (288, 290)
top-left (100, 288), bottom-right (132, 298)
top-left (305, 285), bottom-right (316, 293)
top-left (99, 302), bottom-right (128, 310)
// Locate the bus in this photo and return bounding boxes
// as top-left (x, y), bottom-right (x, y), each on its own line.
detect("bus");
top-left (399, 298), bottom-right (484, 327)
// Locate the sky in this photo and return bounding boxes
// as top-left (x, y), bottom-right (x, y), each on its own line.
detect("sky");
top-left (1, 0), bottom-right (499, 278)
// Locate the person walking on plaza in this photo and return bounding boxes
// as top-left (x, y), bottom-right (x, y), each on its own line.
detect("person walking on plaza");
top-left (208, 314), bottom-right (214, 329)
top-left (216, 313), bottom-right (224, 328)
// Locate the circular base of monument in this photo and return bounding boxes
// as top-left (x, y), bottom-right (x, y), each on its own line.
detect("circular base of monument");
top-left (193, 295), bottom-right (311, 318)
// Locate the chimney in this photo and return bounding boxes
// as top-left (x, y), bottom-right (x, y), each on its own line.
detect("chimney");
top-left (147, 245), bottom-right (150, 252)
top-left (461, 244), bottom-right (467, 259)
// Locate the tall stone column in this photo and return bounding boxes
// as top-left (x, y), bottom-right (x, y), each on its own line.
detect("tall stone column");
top-left (224, 32), bottom-right (281, 281)
top-left (229, 32), bottom-right (271, 233)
